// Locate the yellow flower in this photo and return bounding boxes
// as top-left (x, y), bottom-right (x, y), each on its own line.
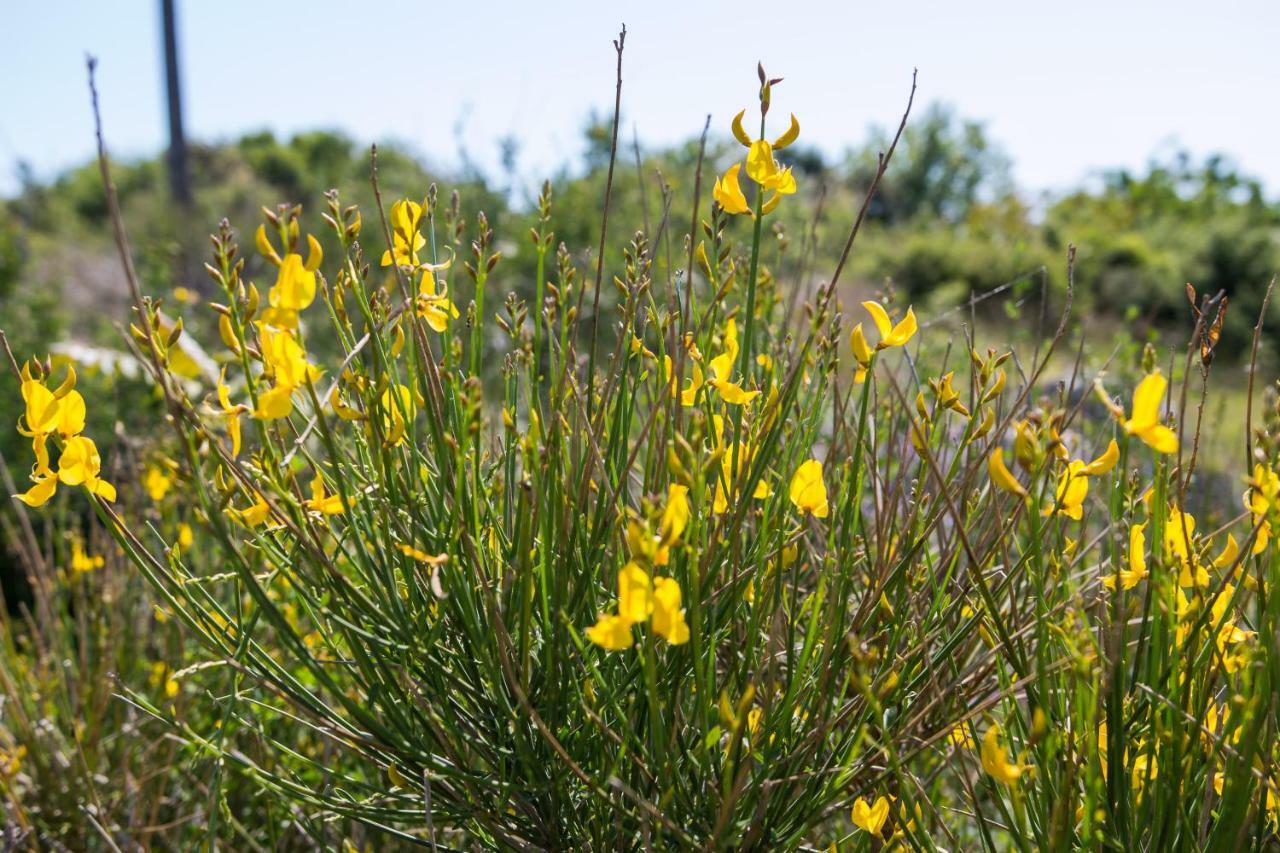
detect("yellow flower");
top-left (262, 250), bottom-right (320, 329)
top-left (1244, 464), bottom-right (1279, 554)
top-left (1104, 523), bottom-right (1148, 591)
top-left (1043, 460), bottom-right (1089, 520)
top-left (1121, 372), bottom-right (1179, 454)
top-left (949, 725), bottom-right (976, 749)
top-left (660, 484), bottom-right (691, 537)
top-left (745, 140), bottom-right (796, 195)
top-left (651, 576), bottom-right (689, 645)
top-left (710, 416), bottom-right (772, 514)
top-left (56, 436), bottom-right (116, 501)
top-left (254, 325), bottom-right (320, 420)
top-left (1013, 419), bottom-right (1040, 468)
top-left (862, 301), bottom-right (917, 350)
top-left (713, 163), bottom-right (751, 216)
top-left (55, 390), bottom-right (87, 439)
top-left (715, 107), bottom-right (800, 217)
top-left (789, 459), bottom-right (829, 518)
top-left (416, 265), bottom-right (459, 333)
top-left (304, 475), bottom-right (344, 516)
top-left (18, 364), bottom-right (86, 444)
top-left (713, 445), bottom-right (771, 514)
top-left (228, 491), bottom-right (272, 528)
top-left (707, 353), bottom-right (758, 406)
top-left (70, 540), bottom-right (104, 574)
top-left (851, 795), bottom-right (891, 834)
top-left (590, 562), bottom-right (689, 649)
top-left (216, 369), bottom-right (246, 457)
top-left (14, 455), bottom-right (58, 507)
top-left (177, 523), bottom-right (194, 549)
top-left (981, 723), bottom-right (1030, 785)
top-left (376, 384), bottom-right (417, 446)
top-left (585, 613), bottom-right (633, 651)
top-left (664, 355), bottom-right (704, 407)
top-left (18, 376), bottom-right (62, 439)
top-left (655, 484), bottom-right (691, 566)
top-left (1130, 752), bottom-right (1158, 791)
top-left (381, 199), bottom-right (426, 268)
top-left (931, 372), bottom-right (970, 417)
top-left (328, 386), bottom-right (365, 422)
top-left (704, 319), bottom-right (758, 404)
top-left (1164, 508), bottom-right (1209, 587)
top-left (988, 448), bottom-right (1027, 498)
top-left (143, 463), bottom-right (173, 501)
top-left (743, 140), bottom-right (795, 216)
top-left (0, 745), bottom-right (26, 779)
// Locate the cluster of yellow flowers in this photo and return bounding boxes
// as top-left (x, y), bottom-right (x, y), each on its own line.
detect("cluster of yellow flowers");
top-left (587, 485), bottom-right (693, 650)
top-left (712, 108), bottom-right (799, 219)
top-left (383, 199), bottom-right (458, 332)
top-left (662, 319), bottom-right (761, 410)
top-left (14, 362), bottom-right (115, 506)
top-left (988, 372), bottom-right (1175, 512)
top-left (69, 538), bottom-right (105, 574)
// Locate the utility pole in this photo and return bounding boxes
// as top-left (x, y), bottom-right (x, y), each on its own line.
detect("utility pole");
top-left (161, 0), bottom-right (191, 206)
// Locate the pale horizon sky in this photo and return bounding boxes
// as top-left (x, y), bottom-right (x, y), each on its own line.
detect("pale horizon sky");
top-left (2, 0), bottom-right (1277, 200)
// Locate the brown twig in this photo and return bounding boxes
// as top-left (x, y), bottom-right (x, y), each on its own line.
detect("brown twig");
top-left (583, 25), bottom-right (627, 416)
top-left (1245, 275), bottom-right (1276, 468)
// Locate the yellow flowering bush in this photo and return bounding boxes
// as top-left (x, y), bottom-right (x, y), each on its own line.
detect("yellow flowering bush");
top-left (5, 64), bottom-right (1280, 850)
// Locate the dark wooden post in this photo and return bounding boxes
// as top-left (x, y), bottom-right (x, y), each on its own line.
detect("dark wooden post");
top-left (161, 0), bottom-right (191, 206)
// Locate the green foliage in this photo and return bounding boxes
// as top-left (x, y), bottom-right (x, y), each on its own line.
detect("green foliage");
top-left (1, 94), bottom-right (1280, 850)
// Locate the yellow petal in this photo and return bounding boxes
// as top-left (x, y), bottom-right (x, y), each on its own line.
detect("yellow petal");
top-left (772, 113), bottom-right (800, 149)
top-left (585, 613), bottom-right (633, 651)
top-left (255, 223), bottom-right (281, 266)
top-left (1137, 423), bottom-right (1179, 455)
top-left (1214, 533), bottom-right (1240, 571)
top-left (253, 384), bottom-right (296, 420)
top-left (14, 474), bottom-right (57, 507)
top-left (55, 389), bottom-right (86, 437)
top-left (21, 380), bottom-right (60, 436)
top-left (660, 485), bottom-right (691, 545)
top-left (651, 577), bottom-right (689, 645)
top-left (57, 436), bottom-right (101, 486)
top-left (713, 163), bottom-right (750, 216)
top-left (850, 323), bottom-right (872, 366)
top-left (304, 233), bottom-right (324, 271)
top-left (1082, 439), bottom-right (1119, 476)
top-left (862, 301), bottom-right (893, 341)
top-left (90, 478), bottom-right (117, 502)
top-left (1129, 523), bottom-right (1148, 577)
top-left (988, 448), bottom-right (1027, 498)
top-left (760, 191), bottom-right (782, 216)
top-left (730, 109), bottom-right (753, 147)
top-left (745, 140), bottom-right (778, 185)
top-left (885, 307), bottom-right (918, 348)
top-left (717, 381), bottom-right (760, 406)
top-left (1125, 372), bottom-right (1167, 434)
top-left (617, 562), bottom-right (653, 623)
top-left (763, 166), bottom-right (796, 195)
top-left (789, 459), bottom-right (829, 518)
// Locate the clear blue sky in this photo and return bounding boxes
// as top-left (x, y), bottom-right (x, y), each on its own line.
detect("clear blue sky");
top-left (2, 0), bottom-right (1276, 199)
